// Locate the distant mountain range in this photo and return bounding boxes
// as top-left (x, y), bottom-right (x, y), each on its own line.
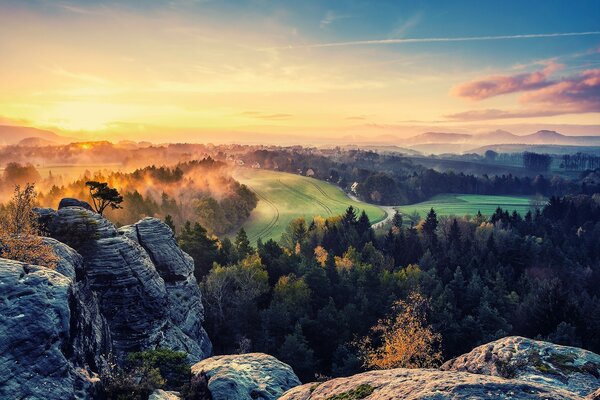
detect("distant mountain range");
top-left (1, 124), bottom-right (599, 154)
top-left (0, 125), bottom-right (75, 146)
top-left (405, 130), bottom-right (600, 147)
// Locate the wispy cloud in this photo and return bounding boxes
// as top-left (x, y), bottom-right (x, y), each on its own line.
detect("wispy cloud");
top-left (240, 111), bottom-right (293, 120)
top-left (280, 31), bottom-right (600, 49)
top-left (320, 11), bottom-right (350, 29)
top-left (389, 13), bottom-right (422, 38)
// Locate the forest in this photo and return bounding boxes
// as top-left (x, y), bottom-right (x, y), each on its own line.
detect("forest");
top-left (175, 194), bottom-right (600, 381)
top-left (0, 159), bottom-right (258, 235)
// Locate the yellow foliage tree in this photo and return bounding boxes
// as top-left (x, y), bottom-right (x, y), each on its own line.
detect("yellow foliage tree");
top-left (0, 184), bottom-right (58, 268)
top-left (357, 292), bottom-right (442, 369)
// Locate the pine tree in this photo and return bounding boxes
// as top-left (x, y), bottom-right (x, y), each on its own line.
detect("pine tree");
top-left (164, 214), bottom-right (176, 233)
top-left (278, 323), bottom-right (315, 381)
top-left (178, 221), bottom-right (219, 279)
top-left (392, 210), bottom-right (403, 229)
top-left (423, 208), bottom-right (438, 243)
top-left (234, 227), bottom-right (253, 260)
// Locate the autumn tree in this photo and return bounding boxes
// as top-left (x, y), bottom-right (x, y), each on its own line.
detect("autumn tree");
top-left (357, 292), bottom-right (442, 369)
top-left (85, 180), bottom-right (123, 216)
top-left (0, 184), bottom-right (58, 268)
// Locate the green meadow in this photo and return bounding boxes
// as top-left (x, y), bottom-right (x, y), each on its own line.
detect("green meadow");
top-left (396, 193), bottom-right (538, 219)
top-left (232, 169), bottom-right (386, 243)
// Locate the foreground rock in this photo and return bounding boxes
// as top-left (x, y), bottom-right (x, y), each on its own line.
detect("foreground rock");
top-left (191, 353), bottom-right (301, 400)
top-left (280, 368), bottom-right (584, 400)
top-left (149, 389), bottom-right (182, 400)
top-left (442, 336), bottom-right (600, 396)
top-left (0, 258), bottom-right (109, 399)
top-left (45, 207), bottom-right (212, 361)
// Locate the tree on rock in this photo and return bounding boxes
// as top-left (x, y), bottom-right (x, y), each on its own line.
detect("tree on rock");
top-left (0, 184), bottom-right (58, 268)
top-left (85, 181), bottom-right (123, 216)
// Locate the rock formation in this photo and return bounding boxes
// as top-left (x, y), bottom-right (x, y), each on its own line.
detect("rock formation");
top-left (44, 206), bottom-right (212, 362)
top-left (441, 336), bottom-right (600, 396)
top-left (280, 368), bottom-right (585, 400)
top-left (119, 218), bottom-right (211, 359)
top-left (1, 201), bottom-right (212, 398)
top-left (191, 353), bottom-right (301, 400)
top-left (58, 197), bottom-right (93, 211)
top-left (281, 336), bottom-right (600, 399)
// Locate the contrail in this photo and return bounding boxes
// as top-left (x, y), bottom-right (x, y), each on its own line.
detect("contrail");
top-left (278, 31), bottom-right (600, 49)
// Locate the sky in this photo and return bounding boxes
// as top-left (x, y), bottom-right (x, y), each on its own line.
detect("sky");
top-left (0, 0), bottom-right (599, 143)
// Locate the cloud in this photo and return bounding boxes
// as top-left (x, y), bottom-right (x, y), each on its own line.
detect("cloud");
top-left (280, 31), bottom-right (600, 49)
top-left (389, 13), bottom-right (422, 38)
top-left (346, 115), bottom-right (367, 120)
top-left (451, 61), bottom-right (562, 100)
top-left (320, 11), bottom-right (350, 29)
top-left (240, 111), bottom-right (293, 120)
top-left (448, 66), bottom-right (600, 120)
top-left (445, 109), bottom-right (560, 121)
top-left (520, 69), bottom-right (600, 110)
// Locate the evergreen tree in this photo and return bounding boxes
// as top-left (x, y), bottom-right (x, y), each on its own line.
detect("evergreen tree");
top-left (392, 210), bottom-right (403, 229)
top-left (234, 228), bottom-right (253, 260)
top-left (164, 214), bottom-right (176, 233)
top-left (278, 323), bottom-right (315, 382)
top-left (178, 221), bottom-right (218, 279)
top-left (422, 208), bottom-right (438, 244)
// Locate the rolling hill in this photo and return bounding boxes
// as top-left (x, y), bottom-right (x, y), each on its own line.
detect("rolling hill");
top-left (0, 125), bottom-right (74, 146)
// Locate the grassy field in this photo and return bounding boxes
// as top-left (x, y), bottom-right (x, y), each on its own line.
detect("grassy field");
top-left (396, 194), bottom-right (537, 219)
top-left (232, 169), bottom-right (386, 243)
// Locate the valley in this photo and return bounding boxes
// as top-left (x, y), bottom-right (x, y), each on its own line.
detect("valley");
top-left (232, 168), bottom-right (386, 243)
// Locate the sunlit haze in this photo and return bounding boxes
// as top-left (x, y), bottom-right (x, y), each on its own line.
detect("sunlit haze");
top-left (1, 0), bottom-right (599, 143)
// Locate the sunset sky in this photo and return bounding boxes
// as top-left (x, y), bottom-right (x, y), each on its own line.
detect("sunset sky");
top-left (0, 0), bottom-right (599, 143)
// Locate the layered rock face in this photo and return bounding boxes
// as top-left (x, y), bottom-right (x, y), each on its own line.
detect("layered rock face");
top-left (0, 203), bottom-right (213, 398)
top-left (441, 336), bottom-right (600, 396)
top-left (280, 368), bottom-right (584, 400)
top-left (191, 353), bottom-right (301, 400)
top-left (0, 258), bottom-right (109, 399)
top-left (43, 207), bottom-right (212, 362)
top-left (120, 218), bottom-right (211, 359)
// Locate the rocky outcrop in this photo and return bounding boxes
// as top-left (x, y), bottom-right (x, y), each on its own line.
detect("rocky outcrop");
top-left (58, 197), bottom-right (93, 211)
top-left (280, 368), bottom-right (585, 400)
top-left (441, 336), bottom-right (600, 396)
top-left (191, 353), bottom-right (301, 400)
top-left (43, 206), bottom-right (212, 361)
top-left (0, 258), bottom-right (109, 399)
top-left (120, 218), bottom-right (212, 359)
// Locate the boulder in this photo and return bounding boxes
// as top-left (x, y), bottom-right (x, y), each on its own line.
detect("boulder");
top-left (58, 197), bottom-right (93, 211)
top-left (280, 368), bottom-right (584, 400)
top-left (0, 258), bottom-right (108, 399)
top-left (441, 336), bottom-right (600, 396)
top-left (191, 353), bottom-right (301, 400)
top-left (149, 389), bottom-right (182, 400)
